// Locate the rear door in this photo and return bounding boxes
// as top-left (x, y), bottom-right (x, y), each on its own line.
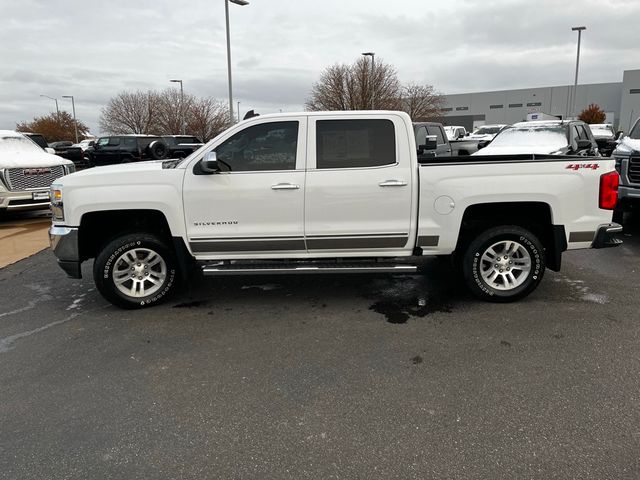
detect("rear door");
top-left (304, 114), bottom-right (415, 256)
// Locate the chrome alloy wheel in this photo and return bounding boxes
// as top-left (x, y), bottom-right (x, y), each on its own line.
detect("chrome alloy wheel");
top-left (479, 240), bottom-right (532, 291)
top-left (112, 248), bottom-right (167, 298)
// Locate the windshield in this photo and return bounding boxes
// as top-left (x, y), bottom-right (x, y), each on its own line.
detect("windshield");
top-left (630, 119), bottom-right (640, 139)
top-left (489, 125), bottom-right (568, 149)
top-left (473, 126), bottom-right (501, 135)
top-left (590, 125), bottom-right (614, 136)
top-left (0, 134), bottom-right (44, 155)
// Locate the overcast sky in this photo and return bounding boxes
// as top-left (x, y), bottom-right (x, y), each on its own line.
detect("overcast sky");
top-left (1, 0), bottom-right (638, 135)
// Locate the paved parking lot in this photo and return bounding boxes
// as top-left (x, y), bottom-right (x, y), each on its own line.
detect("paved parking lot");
top-left (1, 214), bottom-right (640, 479)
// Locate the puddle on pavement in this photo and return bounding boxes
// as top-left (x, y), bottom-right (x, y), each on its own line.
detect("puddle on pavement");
top-left (366, 276), bottom-right (455, 324)
top-left (369, 295), bottom-right (452, 324)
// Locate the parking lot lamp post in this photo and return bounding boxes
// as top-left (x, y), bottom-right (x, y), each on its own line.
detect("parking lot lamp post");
top-left (40, 95), bottom-right (60, 119)
top-left (237, 101), bottom-right (241, 122)
top-left (571, 26), bottom-right (586, 118)
top-left (170, 79), bottom-right (185, 134)
top-left (225, 0), bottom-right (249, 124)
top-left (362, 52), bottom-right (375, 109)
top-left (61, 95), bottom-right (78, 143)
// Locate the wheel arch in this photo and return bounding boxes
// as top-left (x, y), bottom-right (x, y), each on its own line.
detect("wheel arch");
top-left (78, 209), bottom-right (194, 278)
top-left (455, 201), bottom-right (566, 271)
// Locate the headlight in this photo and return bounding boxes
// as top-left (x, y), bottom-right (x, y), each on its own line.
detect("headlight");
top-left (613, 155), bottom-right (626, 173)
top-left (50, 186), bottom-right (64, 221)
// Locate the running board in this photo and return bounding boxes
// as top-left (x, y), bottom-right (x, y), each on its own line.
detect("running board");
top-left (201, 264), bottom-right (418, 276)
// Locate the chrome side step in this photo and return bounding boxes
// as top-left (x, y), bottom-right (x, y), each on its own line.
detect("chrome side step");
top-left (201, 264), bottom-right (418, 276)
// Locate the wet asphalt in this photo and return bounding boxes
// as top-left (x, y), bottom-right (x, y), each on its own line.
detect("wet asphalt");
top-left (1, 214), bottom-right (640, 479)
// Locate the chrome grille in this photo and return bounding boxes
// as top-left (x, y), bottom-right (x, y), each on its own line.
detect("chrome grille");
top-left (629, 156), bottom-right (640, 184)
top-left (5, 166), bottom-right (65, 191)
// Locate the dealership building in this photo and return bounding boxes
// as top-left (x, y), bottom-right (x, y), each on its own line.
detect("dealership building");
top-left (441, 69), bottom-right (640, 133)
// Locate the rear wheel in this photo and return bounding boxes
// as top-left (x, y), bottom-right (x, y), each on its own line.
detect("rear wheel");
top-left (93, 233), bottom-right (178, 309)
top-left (462, 225), bottom-right (545, 302)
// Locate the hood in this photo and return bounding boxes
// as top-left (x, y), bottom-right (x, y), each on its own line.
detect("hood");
top-left (56, 159), bottom-right (176, 187)
top-left (467, 134), bottom-right (494, 141)
top-left (473, 145), bottom-right (565, 156)
top-left (71, 159), bottom-right (167, 178)
top-left (0, 150), bottom-right (72, 169)
top-left (614, 137), bottom-right (640, 156)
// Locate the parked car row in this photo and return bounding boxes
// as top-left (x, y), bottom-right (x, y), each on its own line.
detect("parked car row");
top-left (86, 134), bottom-right (203, 167)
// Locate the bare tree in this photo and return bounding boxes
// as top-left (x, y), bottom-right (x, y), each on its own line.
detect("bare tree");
top-left (401, 83), bottom-right (445, 121)
top-left (306, 57), bottom-right (401, 111)
top-left (187, 97), bottom-right (230, 142)
top-left (155, 87), bottom-right (195, 135)
top-left (99, 90), bottom-right (161, 134)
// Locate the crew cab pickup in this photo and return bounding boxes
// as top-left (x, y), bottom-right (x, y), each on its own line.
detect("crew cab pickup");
top-left (49, 111), bottom-right (622, 309)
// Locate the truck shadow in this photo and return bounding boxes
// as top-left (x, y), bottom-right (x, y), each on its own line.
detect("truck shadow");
top-left (174, 257), bottom-right (469, 324)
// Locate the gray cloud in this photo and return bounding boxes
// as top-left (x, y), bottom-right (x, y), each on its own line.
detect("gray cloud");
top-left (1, 0), bottom-right (638, 134)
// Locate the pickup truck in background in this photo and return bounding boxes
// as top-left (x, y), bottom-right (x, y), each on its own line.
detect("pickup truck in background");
top-left (613, 117), bottom-right (640, 220)
top-left (49, 111), bottom-right (622, 309)
top-left (443, 125), bottom-right (481, 155)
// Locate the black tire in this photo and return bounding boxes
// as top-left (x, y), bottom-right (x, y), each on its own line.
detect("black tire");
top-left (612, 208), bottom-right (625, 225)
top-left (93, 232), bottom-right (178, 309)
top-left (148, 140), bottom-right (168, 160)
top-left (462, 225), bottom-right (545, 303)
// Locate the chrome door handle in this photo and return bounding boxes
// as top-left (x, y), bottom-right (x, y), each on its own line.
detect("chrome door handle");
top-left (271, 183), bottom-right (300, 190)
top-left (379, 180), bottom-right (408, 187)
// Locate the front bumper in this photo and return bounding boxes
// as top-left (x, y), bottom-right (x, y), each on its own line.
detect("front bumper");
top-left (592, 223), bottom-right (623, 249)
top-left (618, 185), bottom-right (640, 208)
top-left (49, 226), bottom-right (82, 278)
top-left (0, 189), bottom-right (51, 211)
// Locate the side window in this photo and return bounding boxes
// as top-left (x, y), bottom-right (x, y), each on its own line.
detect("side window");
top-left (123, 137), bottom-right (137, 147)
top-left (108, 137), bottom-right (121, 146)
top-left (426, 126), bottom-right (446, 145)
top-left (216, 121), bottom-right (298, 172)
top-left (415, 126), bottom-right (427, 147)
top-left (316, 119), bottom-right (396, 169)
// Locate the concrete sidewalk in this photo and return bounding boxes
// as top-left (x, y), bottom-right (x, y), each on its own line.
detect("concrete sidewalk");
top-left (0, 216), bottom-right (51, 268)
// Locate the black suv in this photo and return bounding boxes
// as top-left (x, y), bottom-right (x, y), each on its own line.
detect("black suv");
top-left (89, 135), bottom-right (169, 166)
top-left (162, 135), bottom-right (203, 158)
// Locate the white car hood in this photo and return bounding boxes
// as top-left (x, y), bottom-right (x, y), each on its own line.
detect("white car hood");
top-left (0, 150), bottom-right (72, 169)
top-left (467, 134), bottom-right (493, 141)
top-left (474, 145), bottom-right (560, 156)
top-left (58, 159), bottom-right (171, 187)
top-left (614, 137), bottom-right (640, 155)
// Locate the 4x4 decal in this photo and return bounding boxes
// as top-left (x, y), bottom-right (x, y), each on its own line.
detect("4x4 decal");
top-left (566, 163), bottom-right (600, 171)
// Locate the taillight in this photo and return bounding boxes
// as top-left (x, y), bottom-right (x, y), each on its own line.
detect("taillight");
top-left (599, 171), bottom-right (619, 210)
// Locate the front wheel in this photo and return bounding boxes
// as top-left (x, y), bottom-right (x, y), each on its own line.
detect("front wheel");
top-left (462, 226), bottom-right (545, 302)
top-left (93, 233), bottom-right (178, 309)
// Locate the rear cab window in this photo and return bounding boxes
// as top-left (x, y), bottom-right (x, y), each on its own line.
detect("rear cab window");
top-left (315, 119), bottom-right (396, 169)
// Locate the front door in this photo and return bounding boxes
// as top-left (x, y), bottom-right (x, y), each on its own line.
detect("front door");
top-left (183, 117), bottom-right (307, 258)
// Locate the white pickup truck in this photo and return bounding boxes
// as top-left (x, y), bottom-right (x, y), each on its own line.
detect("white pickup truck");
top-left (49, 111), bottom-right (622, 309)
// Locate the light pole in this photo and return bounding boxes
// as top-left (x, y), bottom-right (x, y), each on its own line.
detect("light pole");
top-left (362, 52), bottom-right (375, 109)
top-left (40, 95), bottom-right (60, 118)
top-left (170, 79), bottom-right (185, 134)
top-left (61, 95), bottom-right (79, 143)
top-left (225, 0), bottom-right (249, 124)
top-left (237, 101), bottom-right (241, 122)
top-left (570, 26), bottom-right (586, 118)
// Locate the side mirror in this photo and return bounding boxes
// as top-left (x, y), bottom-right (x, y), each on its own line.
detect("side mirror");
top-left (200, 151), bottom-right (221, 173)
top-left (477, 140), bottom-right (490, 150)
top-left (615, 131), bottom-right (624, 140)
top-left (418, 135), bottom-right (438, 154)
top-left (44, 147), bottom-right (55, 154)
top-left (576, 139), bottom-right (592, 150)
